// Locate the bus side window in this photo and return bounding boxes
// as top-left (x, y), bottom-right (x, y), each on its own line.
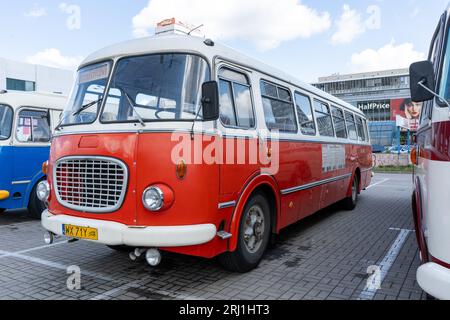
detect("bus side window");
top-left (16, 109), bottom-right (51, 143)
top-left (331, 106), bottom-right (347, 139)
top-left (218, 68), bottom-right (255, 129)
top-left (345, 111), bottom-right (358, 141)
top-left (260, 80), bottom-right (297, 133)
top-left (314, 100), bottom-right (334, 137)
top-left (294, 92), bottom-right (316, 136)
top-left (363, 119), bottom-right (370, 142)
top-left (356, 116), bottom-right (366, 141)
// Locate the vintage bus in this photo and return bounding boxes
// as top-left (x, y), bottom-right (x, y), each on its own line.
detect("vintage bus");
top-left (409, 4), bottom-right (450, 300)
top-left (0, 91), bottom-right (66, 218)
top-left (39, 30), bottom-right (372, 272)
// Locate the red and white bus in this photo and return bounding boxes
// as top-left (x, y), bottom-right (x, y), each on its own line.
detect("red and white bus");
top-left (409, 4), bottom-right (450, 300)
top-left (39, 27), bottom-right (372, 272)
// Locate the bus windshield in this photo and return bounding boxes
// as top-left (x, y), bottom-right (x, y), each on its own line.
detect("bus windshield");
top-left (60, 62), bottom-right (112, 126)
top-left (100, 53), bottom-right (210, 123)
top-left (0, 104), bottom-right (13, 140)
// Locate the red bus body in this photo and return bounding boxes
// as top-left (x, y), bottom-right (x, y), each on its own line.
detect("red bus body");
top-left (41, 34), bottom-right (372, 268)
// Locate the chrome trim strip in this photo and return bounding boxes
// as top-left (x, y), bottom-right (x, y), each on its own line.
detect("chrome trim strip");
top-left (11, 180), bottom-right (31, 185)
top-left (218, 201), bottom-right (237, 210)
top-left (281, 173), bottom-right (353, 195)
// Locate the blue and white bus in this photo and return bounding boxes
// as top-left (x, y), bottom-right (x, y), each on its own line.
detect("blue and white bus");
top-left (0, 91), bottom-right (66, 218)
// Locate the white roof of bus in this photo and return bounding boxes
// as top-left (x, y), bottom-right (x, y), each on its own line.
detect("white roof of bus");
top-left (82, 35), bottom-right (364, 116)
top-left (0, 91), bottom-right (67, 110)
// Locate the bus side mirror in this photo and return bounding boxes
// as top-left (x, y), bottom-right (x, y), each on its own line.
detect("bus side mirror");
top-left (410, 60), bottom-right (436, 102)
top-left (201, 81), bottom-right (220, 121)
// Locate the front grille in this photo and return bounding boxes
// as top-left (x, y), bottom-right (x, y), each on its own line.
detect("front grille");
top-left (54, 157), bottom-right (128, 213)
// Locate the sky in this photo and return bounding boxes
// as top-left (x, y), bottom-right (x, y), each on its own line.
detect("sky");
top-left (0, 0), bottom-right (448, 82)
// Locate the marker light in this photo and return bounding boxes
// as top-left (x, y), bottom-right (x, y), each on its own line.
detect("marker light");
top-left (176, 160), bottom-right (187, 179)
top-left (142, 187), bottom-right (164, 211)
top-left (37, 181), bottom-right (50, 202)
top-left (42, 161), bottom-right (49, 175)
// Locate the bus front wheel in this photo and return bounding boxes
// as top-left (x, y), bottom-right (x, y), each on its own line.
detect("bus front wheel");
top-left (343, 174), bottom-right (359, 211)
top-left (28, 182), bottom-right (47, 219)
top-left (219, 193), bottom-right (271, 273)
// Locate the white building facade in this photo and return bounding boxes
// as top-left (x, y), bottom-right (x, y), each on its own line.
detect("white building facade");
top-left (0, 58), bottom-right (74, 95)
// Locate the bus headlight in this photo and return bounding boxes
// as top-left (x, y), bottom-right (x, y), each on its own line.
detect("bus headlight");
top-left (142, 186), bottom-right (164, 211)
top-left (37, 181), bottom-right (50, 202)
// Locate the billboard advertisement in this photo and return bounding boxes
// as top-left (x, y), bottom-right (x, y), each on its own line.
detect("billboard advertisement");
top-left (357, 98), bottom-right (422, 131)
top-left (390, 98), bottom-right (422, 131)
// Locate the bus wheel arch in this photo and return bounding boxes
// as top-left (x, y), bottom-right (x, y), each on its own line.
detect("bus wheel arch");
top-left (355, 168), bottom-right (361, 194)
top-left (220, 186), bottom-right (275, 272)
top-left (27, 175), bottom-right (47, 219)
top-left (412, 178), bottom-right (429, 263)
top-left (228, 177), bottom-right (280, 253)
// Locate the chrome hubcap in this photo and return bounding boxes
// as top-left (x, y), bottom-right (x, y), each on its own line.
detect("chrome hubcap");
top-left (243, 205), bottom-right (265, 253)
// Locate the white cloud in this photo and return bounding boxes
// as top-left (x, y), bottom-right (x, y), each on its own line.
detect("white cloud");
top-left (132, 0), bottom-right (331, 50)
top-left (331, 4), bottom-right (365, 45)
top-left (26, 49), bottom-right (83, 70)
top-left (350, 41), bottom-right (425, 73)
top-left (24, 6), bottom-right (47, 18)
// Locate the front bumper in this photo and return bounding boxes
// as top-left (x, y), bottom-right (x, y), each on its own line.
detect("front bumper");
top-left (41, 210), bottom-right (217, 248)
top-left (417, 262), bottom-right (450, 300)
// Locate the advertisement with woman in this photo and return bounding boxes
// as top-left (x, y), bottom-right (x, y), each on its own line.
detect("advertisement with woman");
top-left (391, 98), bottom-right (423, 131)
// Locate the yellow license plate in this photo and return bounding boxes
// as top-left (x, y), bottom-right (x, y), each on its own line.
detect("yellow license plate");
top-left (63, 224), bottom-right (98, 241)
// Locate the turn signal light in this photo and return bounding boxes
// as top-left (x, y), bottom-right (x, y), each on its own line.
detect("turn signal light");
top-left (176, 160), bottom-right (187, 179)
top-left (411, 147), bottom-right (418, 166)
top-left (42, 161), bottom-right (49, 175)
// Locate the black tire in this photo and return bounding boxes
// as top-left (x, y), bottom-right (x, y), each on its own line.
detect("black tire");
top-left (343, 174), bottom-right (359, 211)
top-left (0, 209), bottom-right (5, 213)
top-left (28, 182), bottom-right (47, 219)
top-left (426, 293), bottom-right (437, 300)
top-left (219, 193), bottom-right (271, 273)
top-left (107, 245), bottom-right (133, 252)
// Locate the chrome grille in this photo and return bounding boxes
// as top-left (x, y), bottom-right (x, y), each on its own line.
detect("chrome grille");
top-left (54, 157), bottom-right (128, 213)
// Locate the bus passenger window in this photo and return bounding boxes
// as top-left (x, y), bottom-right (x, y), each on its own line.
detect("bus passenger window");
top-left (314, 100), bottom-right (334, 137)
top-left (345, 112), bottom-right (358, 140)
top-left (356, 116), bottom-right (366, 141)
top-left (260, 81), bottom-right (297, 133)
top-left (219, 68), bottom-right (255, 128)
top-left (16, 109), bottom-right (50, 143)
top-left (0, 104), bottom-right (13, 140)
top-left (331, 106), bottom-right (347, 139)
top-left (219, 80), bottom-right (237, 126)
top-left (294, 93), bottom-right (316, 136)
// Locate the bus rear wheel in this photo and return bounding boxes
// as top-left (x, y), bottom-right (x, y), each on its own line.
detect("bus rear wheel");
top-left (219, 193), bottom-right (271, 273)
top-left (343, 174), bottom-right (359, 211)
top-left (28, 182), bottom-right (47, 219)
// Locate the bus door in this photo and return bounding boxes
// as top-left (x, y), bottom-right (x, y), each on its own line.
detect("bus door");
top-left (12, 108), bottom-right (51, 205)
top-left (217, 66), bottom-right (260, 198)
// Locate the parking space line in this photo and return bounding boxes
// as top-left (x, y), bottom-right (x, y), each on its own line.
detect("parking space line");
top-left (0, 241), bottom-right (69, 259)
top-left (367, 178), bottom-right (390, 190)
top-left (358, 228), bottom-right (412, 300)
top-left (0, 247), bottom-right (202, 300)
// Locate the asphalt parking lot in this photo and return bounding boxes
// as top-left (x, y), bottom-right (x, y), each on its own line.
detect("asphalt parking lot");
top-left (0, 173), bottom-right (425, 300)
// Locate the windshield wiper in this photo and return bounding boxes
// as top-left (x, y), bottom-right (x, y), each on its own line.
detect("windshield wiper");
top-left (122, 90), bottom-right (146, 127)
top-left (55, 98), bottom-right (103, 131)
top-left (72, 98), bottom-right (103, 117)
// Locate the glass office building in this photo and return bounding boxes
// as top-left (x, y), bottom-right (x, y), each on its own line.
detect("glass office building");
top-left (312, 69), bottom-right (415, 150)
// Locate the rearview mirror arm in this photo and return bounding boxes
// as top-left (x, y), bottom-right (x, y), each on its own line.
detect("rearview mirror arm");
top-left (418, 80), bottom-right (450, 112)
